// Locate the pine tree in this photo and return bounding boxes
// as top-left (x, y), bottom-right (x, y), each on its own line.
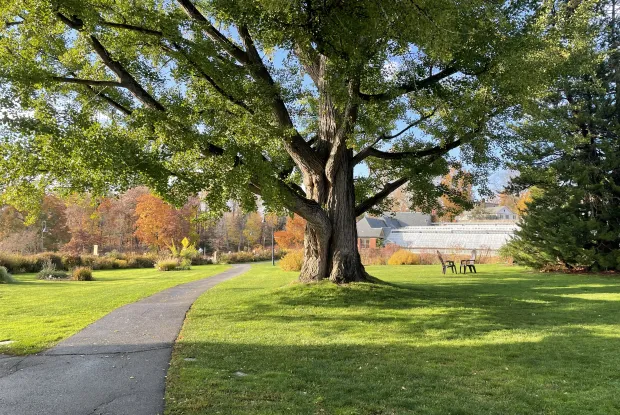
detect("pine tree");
top-left (504, 1), bottom-right (620, 271)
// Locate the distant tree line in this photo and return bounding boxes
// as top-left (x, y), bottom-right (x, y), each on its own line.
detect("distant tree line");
top-left (0, 187), bottom-right (284, 255)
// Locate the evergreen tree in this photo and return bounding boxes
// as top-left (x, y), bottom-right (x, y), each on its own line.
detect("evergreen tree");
top-left (504, 1), bottom-right (620, 271)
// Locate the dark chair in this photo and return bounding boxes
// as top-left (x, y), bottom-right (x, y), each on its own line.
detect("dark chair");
top-left (437, 251), bottom-right (456, 274)
top-left (460, 249), bottom-right (477, 273)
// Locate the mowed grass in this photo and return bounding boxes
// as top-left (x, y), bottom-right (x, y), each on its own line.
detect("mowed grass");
top-left (0, 264), bottom-right (230, 355)
top-left (166, 264), bottom-right (620, 415)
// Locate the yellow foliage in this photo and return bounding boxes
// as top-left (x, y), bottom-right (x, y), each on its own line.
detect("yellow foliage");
top-left (387, 250), bottom-right (420, 265)
top-left (279, 250), bottom-right (304, 272)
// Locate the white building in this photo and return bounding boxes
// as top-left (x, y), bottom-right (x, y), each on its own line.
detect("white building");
top-left (386, 222), bottom-right (518, 254)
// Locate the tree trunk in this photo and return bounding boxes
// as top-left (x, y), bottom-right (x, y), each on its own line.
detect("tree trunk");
top-left (296, 59), bottom-right (368, 283)
top-left (298, 152), bottom-right (369, 284)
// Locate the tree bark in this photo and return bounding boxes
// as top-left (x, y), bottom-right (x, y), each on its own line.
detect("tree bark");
top-left (295, 57), bottom-right (369, 283)
top-left (298, 151), bottom-right (369, 283)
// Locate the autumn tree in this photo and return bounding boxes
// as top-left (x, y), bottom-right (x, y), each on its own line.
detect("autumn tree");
top-left (62, 194), bottom-right (102, 253)
top-left (0, 196), bottom-right (70, 253)
top-left (0, 1), bottom-right (586, 282)
top-left (97, 186), bottom-right (150, 251)
top-left (274, 215), bottom-right (306, 250)
top-left (134, 193), bottom-right (192, 250)
top-left (437, 168), bottom-right (473, 222)
top-left (242, 212), bottom-right (263, 248)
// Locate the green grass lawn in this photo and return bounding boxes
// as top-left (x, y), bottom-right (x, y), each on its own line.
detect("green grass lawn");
top-left (165, 264), bottom-right (620, 415)
top-left (0, 264), bottom-right (230, 355)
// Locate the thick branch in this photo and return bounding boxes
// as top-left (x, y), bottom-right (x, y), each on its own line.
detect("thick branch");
top-left (359, 66), bottom-right (457, 101)
top-left (176, 0), bottom-right (250, 65)
top-left (355, 177), bottom-right (409, 217)
top-left (352, 111), bottom-right (436, 165)
top-left (88, 35), bottom-right (166, 111)
top-left (165, 43), bottom-right (254, 114)
top-left (237, 25), bottom-right (323, 175)
top-left (56, 12), bottom-right (166, 112)
top-left (51, 77), bottom-right (123, 87)
top-left (100, 21), bottom-right (163, 36)
top-left (177, 3), bottom-right (322, 175)
top-left (249, 180), bottom-right (330, 233)
top-left (82, 84), bottom-right (133, 115)
top-left (357, 137), bottom-right (464, 162)
top-left (293, 43), bottom-right (321, 85)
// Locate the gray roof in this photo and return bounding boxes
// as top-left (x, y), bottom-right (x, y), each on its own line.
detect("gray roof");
top-left (356, 217), bottom-right (386, 238)
top-left (357, 212), bottom-right (432, 238)
top-left (382, 212), bottom-right (432, 227)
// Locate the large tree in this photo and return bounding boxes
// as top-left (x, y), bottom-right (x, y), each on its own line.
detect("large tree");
top-left (0, 1), bottom-right (584, 282)
top-left (504, 0), bottom-right (620, 271)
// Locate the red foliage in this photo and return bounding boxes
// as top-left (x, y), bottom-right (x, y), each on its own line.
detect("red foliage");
top-left (274, 215), bottom-right (306, 249)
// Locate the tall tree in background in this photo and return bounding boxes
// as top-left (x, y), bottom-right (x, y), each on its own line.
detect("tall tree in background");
top-left (0, 1), bottom-right (585, 282)
top-left (242, 212), bottom-right (263, 249)
top-left (134, 193), bottom-right (192, 250)
top-left (437, 168), bottom-right (473, 222)
top-left (504, 1), bottom-right (619, 271)
top-left (274, 215), bottom-right (306, 250)
top-left (97, 186), bottom-right (150, 252)
top-left (63, 194), bottom-right (101, 253)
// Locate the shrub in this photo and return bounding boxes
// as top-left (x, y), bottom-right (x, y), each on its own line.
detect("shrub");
top-left (126, 253), bottom-right (156, 268)
top-left (418, 250), bottom-right (440, 265)
top-left (359, 244), bottom-right (400, 266)
top-left (0, 266), bottom-right (15, 284)
top-left (61, 254), bottom-right (82, 269)
top-left (72, 267), bottom-right (94, 281)
top-left (191, 257), bottom-right (213, 265)
top-left (35, 253), bottom-right (63, 271)
top-left (179, 258), bottom-right (192, 270)
top-left (279, 250), bottom-right (304, 271)
top-left (113, 259), bottom-right (129, 269)
top-left (37, 260), bottom-right (69, 280)
top-left (105, 250), bottom-right (123, 259)
top-left (156, 259), bottom-right (181, 271)
top-left (387, 250), bottom-right (420, 265)
top-left (0, 253), bottom-right (39, 273)
top-left (218, 249), bottom-right (282, 264)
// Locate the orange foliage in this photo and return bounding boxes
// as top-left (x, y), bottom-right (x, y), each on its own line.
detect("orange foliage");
top-left (134, 194), bottom-right (191, 250)
top-left (438, 168), bottom-right (473, 222)
top-left (274, 215), bottom-right (306, 249)
top-left (515, 190), bottom-right (532, 214)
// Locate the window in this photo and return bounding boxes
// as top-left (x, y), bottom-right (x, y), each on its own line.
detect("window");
top-left (505, 214), bottom-right (510, 219)
top-left (360, 238), bottom-right (370, 249)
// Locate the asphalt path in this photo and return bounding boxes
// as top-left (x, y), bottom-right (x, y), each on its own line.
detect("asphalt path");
top-left (0, 264), bottom-right (250, 415)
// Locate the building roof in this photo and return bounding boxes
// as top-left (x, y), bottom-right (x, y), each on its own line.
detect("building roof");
top-left (357, 212), bottom-right (432, 238)
top-left (383, 212), bottom-right (432, 227)
top-left (486, 205), bottom-right (514, 214)
top-left (386, 223), bottom-right (518, 251)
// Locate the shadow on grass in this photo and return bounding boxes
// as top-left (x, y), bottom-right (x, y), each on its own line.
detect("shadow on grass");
top-left (165, 267), bottom-right (620, 414)
top-left (208, 269), bottom-right (620, 341)
top-left (168, 331), bottom-right (620, 415)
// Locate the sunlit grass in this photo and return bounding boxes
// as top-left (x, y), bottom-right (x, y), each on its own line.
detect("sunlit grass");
top-left (166, 264), bottom-right (620, 414)
top-left (0, 265), bottom-right (230, 355)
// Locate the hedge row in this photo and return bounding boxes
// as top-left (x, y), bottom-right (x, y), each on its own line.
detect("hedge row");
top-left (218, 249), bottom-right (283, 264)
top-left (0, 252), bottom-right (157, 274)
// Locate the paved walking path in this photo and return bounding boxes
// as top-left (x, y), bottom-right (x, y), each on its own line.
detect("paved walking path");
top-left (0, 264), bottom-right (250, 415)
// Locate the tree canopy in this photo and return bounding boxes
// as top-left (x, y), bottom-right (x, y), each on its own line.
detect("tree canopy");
top-left (503, 0), bottom-right (618, 271)
top-left (0, 0), bottom-right (592, 281)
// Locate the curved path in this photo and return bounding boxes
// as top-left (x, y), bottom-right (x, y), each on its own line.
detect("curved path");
top-left (0, 264), bottom-right (250, 415)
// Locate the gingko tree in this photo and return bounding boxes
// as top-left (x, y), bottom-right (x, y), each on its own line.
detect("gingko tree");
top-left (0, 1), bottom-right (586, 282)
